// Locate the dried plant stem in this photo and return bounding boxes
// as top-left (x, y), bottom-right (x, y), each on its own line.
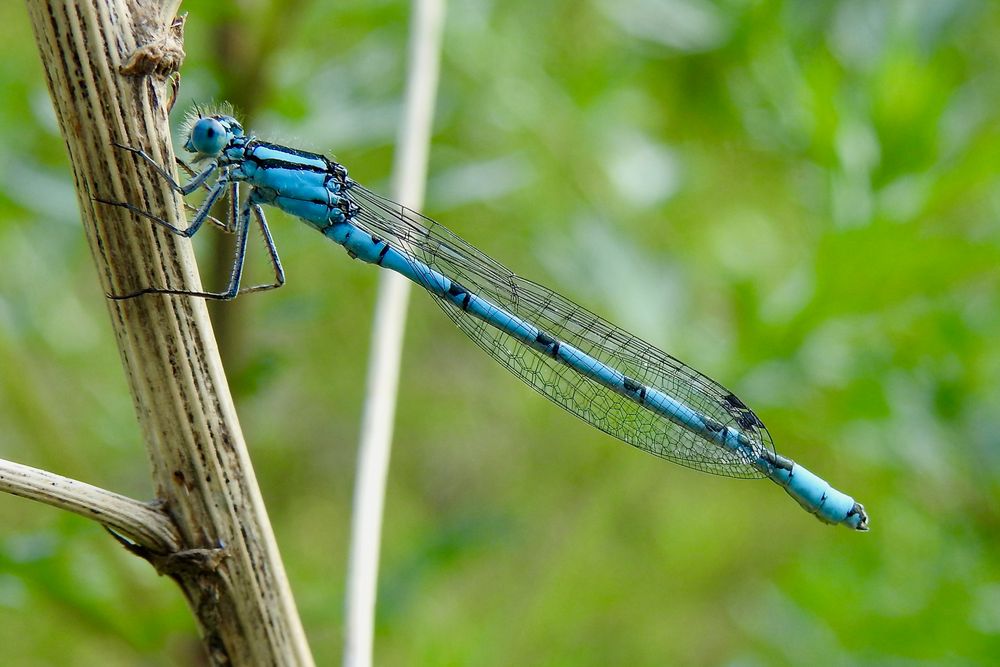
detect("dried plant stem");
top-left (22, 1), bottom-right (313, 664)
top-left (0, 458), bottom-right (180, 553)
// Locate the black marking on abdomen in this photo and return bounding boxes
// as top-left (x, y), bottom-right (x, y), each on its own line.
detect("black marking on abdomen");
top-left (535, 331), bottom-right (560, 357)
top-left (448, 281), bottom-right (472, 310)
top-left (623, 376), bottom-right (643, 395)
top-left (376, 243), bottom-right (390, 265)
top-left (704, 417), bottom-right (725, 433)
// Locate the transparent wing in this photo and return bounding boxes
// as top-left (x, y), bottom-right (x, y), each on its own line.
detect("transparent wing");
top-left (345, 184), bottom-right (773, 478)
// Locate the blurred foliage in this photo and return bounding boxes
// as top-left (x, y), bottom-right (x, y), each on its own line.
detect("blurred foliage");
top-left (1, 0), bottom-right (999, 664)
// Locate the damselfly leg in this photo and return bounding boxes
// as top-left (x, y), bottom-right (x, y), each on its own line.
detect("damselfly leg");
top-left (95, 142), bottom-right (285, 300)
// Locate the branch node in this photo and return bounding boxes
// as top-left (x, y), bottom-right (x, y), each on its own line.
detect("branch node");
top-left (120, 13), bottom-right (186, 78)
top-left (106, 526), bottom-right (228, 578)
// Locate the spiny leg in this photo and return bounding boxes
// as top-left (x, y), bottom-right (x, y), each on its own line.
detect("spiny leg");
top-left (112, 142), bottom-right (218, 195)
top-left (95, 176), bottom-right (230, 238)
top-left (182, 205), bottom-right (228, 232)
top-left (99, 145), bottom-right (284, 300)
top-left (96, 140), bottom-right (229, 236)
top-left (209, 193), bottom-right (285, 296)
top-left (109, 194), bottom-right (286, 300)
top-left (177, 158), bottom-right (234, 233)
top-left (214, 198), bottom-right (253, 299)
top-left (108, 194), bottom-right (254, 301)
top-left (238, 201), bottom-right (286, 294)
top-left (225, 182), bottom-right (240, 234)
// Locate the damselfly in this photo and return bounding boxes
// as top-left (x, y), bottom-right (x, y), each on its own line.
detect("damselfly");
top-left (100, 107), bottom-right (869, 530)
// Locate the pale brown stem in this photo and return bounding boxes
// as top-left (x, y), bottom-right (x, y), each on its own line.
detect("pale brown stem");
top-left (23, 0), bottom-right (314, 664)
top-left (0, 458), bottom-right (180, 553)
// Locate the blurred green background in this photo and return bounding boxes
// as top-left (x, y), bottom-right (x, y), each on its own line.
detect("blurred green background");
top-left (2, 0), bottom-right (999, 664)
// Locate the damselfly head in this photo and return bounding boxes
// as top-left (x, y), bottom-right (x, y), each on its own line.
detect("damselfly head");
top-left (181, 103), bottom-right (243, 158)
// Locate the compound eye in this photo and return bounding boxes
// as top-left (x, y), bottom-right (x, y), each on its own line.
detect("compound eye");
top-left (188, 117), bottom-right (228, 155)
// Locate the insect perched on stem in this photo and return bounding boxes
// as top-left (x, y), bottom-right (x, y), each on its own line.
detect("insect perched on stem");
top-left (99, 106), bottom-right (869, 530)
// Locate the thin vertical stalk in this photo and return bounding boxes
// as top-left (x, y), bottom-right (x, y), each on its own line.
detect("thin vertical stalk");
top-left (343, 1), bottom-right (446, 665)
